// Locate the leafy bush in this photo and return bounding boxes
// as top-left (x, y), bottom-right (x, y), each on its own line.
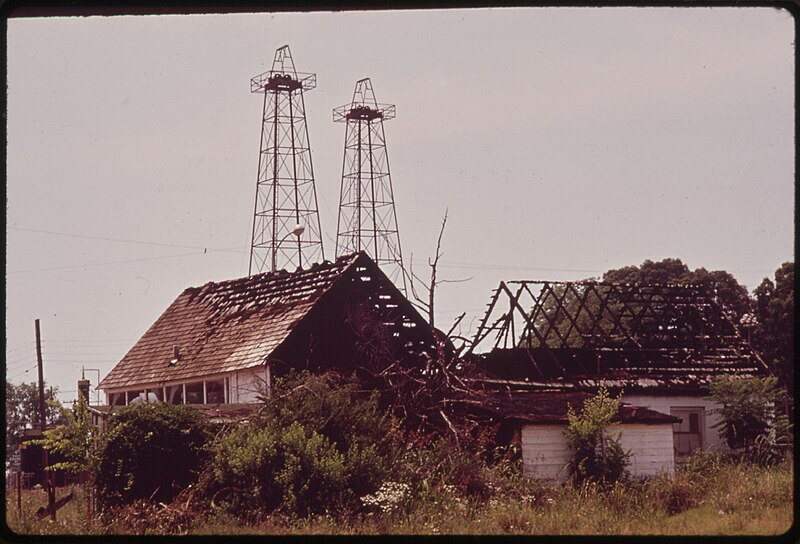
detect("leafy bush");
top-left (93, 403), bottom-right (211, 509)
top-left (32, 395), bottom-right (96, 474)
top-left (206, 421), bottom-right (348, 518)
top-left (709, 376), bottom-right (791, 463)
top-left (681, 448), bottom-right (728, 481)
top-left (565, 388), bottom-right (630, 484)
top-left (201, 371), bottom-right (401, 518)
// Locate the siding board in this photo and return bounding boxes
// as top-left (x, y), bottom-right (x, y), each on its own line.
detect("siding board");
top-left (522, 422), bottom-right (675, 482)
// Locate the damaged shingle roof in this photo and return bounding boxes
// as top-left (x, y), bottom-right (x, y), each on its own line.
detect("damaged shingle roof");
top-left (99, 253), bottom-right (363, 390)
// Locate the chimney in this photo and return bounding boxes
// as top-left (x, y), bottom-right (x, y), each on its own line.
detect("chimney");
top-left (78, 378), bottom-right (90, 404)
top-left (170, 345), bottom-right (180, 365)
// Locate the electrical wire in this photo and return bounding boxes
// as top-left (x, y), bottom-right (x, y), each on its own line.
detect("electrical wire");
top-left (8, 251), bottom-right (206, 274)
top-left (5, 358), bottom-right (37, 370)
top-left (7, 364), bottom-right (37, 380)
top-left (4, 342), bottom-right (36, 355)
top-left (9, 226), bottom-right (245, 254)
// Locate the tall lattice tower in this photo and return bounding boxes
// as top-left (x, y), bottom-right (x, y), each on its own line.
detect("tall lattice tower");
top-left (248, 45), bottom-right (324, 275)
top-left (334, 78), bottom-right (406, 292)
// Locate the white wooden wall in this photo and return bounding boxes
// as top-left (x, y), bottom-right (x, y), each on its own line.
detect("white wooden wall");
top-left (229, 366), bottom-right (267, 403)
top-left (613, 424), bottom-right (675, 476)
top-left (621, 394), bottom-right (726, 451)
top-left (521, 425), bottom-right (573, 482)
top-left (521, 422), bottom-right (675, 483)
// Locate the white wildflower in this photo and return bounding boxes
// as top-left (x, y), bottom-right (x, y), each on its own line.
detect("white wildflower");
top-left (360, 481), bottom-right (410, 514)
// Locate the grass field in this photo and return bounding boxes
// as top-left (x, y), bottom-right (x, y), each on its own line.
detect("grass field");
top-left (4, 458), bottom-right (794, 536)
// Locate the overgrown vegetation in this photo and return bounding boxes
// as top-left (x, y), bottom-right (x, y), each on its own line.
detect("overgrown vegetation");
top-left (7, 454), bottom-right (793, 535)
top-left (5, 380), bottom-right (64, 459)
top-left (198, 372), bottom-right (403, 519)
top-left (93, 403), bottom-right (211, 509)
top-left (32, 395), bottom-right (95, 474)
top-left (7, 375), bottom-right (794, 536)
top-left (709, 375), bottom-right (792, 465)
top-left (565, 388), bottom-right (630, 485)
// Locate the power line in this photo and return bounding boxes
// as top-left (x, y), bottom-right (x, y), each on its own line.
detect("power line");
top-left (9, 226), bottom-right (246, 254)
top-left (5, 342), bottom-right (36, 355)
top-left (407, 257), bottom-right (603, 274)
top-left (8, 251), bottom-right (205, 274)
top-left (6, 350), bottom-right (36, 362)
top-left (7, 364), bottom-right (37, 380)
top-left (6, 358), bottom-right (38, 370)
top-left (6, 352), bottom-right (35, 363)
top-left (6, 354), bottom-right (36, 367)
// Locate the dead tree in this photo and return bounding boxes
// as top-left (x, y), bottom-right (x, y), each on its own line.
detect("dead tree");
top-left (340, 211), bottom-right (495, 446)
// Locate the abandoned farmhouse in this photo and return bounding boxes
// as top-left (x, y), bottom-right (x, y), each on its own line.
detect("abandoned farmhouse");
top-left (97, 252), bottom-right (435, 408)
top-left (91, 251), bottom-right (768, 482)
top-left (43, 44), bottom-right (773, 486)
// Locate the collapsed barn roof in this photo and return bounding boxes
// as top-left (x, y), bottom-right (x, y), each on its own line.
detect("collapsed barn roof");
top-left (467, 280), bottom-right (768, 392)
top-left (99, 252), bottom-right (435, 390)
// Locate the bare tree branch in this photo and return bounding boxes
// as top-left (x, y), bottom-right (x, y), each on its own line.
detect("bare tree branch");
top-left (427, 210), bottom-right (448, 328)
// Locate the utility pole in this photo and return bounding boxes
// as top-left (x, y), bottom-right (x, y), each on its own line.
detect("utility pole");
top-left (35, 319), bottom-right (45, 434)
top-left (34, 319), bottom-right (55, 521)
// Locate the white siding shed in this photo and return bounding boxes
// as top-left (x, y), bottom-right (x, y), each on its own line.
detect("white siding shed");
top-left (521, 421), bottom-right (675, 483)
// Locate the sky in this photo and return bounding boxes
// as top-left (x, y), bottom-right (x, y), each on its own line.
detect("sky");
top-left (5, 7), bottom-right (795, 405)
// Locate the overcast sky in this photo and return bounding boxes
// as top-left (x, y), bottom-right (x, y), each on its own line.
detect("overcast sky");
top-left (5, 7), bottom-right (794, 404)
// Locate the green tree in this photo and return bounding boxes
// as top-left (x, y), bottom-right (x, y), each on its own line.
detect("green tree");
top-left (93, 403), bottom-right (211, 509)
top-left (565, 388), bottom-right (630, 484)
top-left (603, 258), bottom-right (751, 322)
top-left (709, 375), bottom-right (790, 463)
top-left (751, 262), bottom-right (794, 395)
top-left (5, 381), bottom-right (64, 460)
top-left (31, 395), bottom-right (95, 474)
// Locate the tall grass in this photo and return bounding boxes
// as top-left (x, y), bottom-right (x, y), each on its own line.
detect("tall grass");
top-left (5, 484), bottom-right (103, 536)
top-left (5, 456), bottom-right (793, 536)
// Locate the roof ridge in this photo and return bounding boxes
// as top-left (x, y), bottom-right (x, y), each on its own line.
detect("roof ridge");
top-left (181, 252), bottom-right (364, 296)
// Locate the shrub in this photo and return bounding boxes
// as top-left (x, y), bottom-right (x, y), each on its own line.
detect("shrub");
top-left (709, 375), bottom-right (791, 463)
top-left (201, 371), bottom-right (401, 518)
top-left (565, 388), bottom-right (630, 485)
top-left (93, 403), bottom-right (211, 509)
top-left (32, 395), bottom-right (96, 474)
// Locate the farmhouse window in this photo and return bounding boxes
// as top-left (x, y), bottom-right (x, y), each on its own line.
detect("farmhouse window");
top-left (166, 384), bottom-right (183, 404)
top-left (146, 388), bottom-right (164, 402)
top-left (109, 392), bottom-right (125, 406)
top-left (185, 382), bottom-right (204, 404)
top-left (126, 390), bottom-right (144, 404)
top-left (205, 380), bottom-right (225, 404)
